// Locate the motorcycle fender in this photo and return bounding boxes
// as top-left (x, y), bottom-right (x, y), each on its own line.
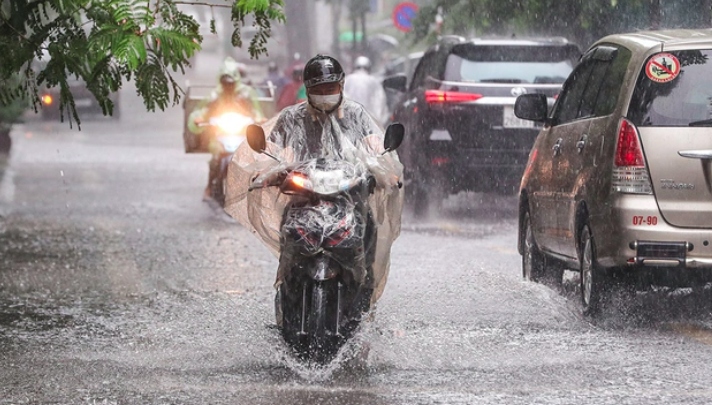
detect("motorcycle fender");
top-left (308, 256), bottom-right (339, 281)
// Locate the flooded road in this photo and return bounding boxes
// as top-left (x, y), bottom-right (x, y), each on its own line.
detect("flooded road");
top-left (2, 85), bottom-right (712, 405)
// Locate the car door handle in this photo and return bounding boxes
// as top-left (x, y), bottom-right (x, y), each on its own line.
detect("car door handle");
top-left (678, 150), bottom-right (712, 159)
top-left (576, 134), bottom-right (588, 154)
top-left (552, 138), bottom-right (563, 156)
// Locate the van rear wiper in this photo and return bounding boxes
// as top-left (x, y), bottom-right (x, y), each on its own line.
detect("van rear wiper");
top-left (689, 118), bottom-right (712, 127)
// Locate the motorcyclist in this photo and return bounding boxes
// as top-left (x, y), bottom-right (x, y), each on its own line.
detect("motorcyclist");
top-left (275, 63), bottom-right (306, 111)
top-left (269, 54), bottom-right (386, 160)
top-left (263, 61), bottom-right (289, 97)
top-left (188, 57), bottom-right (264, 201)
top-left (225, 54), bottom-right (404, 309)
top-left (343, 55), bottom-right (389, 125)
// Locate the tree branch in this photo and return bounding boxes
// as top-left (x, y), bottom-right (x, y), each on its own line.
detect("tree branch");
top-left (172, 1), bottom-right (231, 8)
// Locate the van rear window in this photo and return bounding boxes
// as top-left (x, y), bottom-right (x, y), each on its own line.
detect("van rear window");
top-left (629, 49), bottom-right (712, 127)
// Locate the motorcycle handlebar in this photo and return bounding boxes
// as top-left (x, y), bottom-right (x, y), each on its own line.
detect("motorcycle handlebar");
top-left (248, 168), bottom-right (288, 191)
top-left (247, 165), bottom-right (401, 194)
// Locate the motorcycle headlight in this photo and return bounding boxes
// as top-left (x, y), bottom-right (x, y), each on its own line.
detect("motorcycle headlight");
top-left (289, 173), bottom-right (313, 190)
top-left (213, 112), bottom-right (254, 135)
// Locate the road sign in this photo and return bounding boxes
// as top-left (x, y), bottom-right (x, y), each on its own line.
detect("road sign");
top-left (392, 2), bottom-right (419, 33)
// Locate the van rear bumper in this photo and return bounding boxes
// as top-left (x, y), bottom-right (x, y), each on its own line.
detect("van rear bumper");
top-left (595, 194), bottom-right (712, 269)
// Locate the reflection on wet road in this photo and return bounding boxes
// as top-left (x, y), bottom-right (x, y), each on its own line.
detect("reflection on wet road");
top-left (2, 89), bottom-right (712, 404)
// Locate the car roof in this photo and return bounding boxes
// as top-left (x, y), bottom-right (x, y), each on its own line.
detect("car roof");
top-left (593, 29), bottom-right (712, 53)
top-left (466, 37), bottom-right (574, 47)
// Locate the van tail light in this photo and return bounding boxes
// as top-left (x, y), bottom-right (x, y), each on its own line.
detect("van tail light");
top-left (611, 118), bottom-right (652, 194)
top-left (425, 90), bottom-right (483, 104)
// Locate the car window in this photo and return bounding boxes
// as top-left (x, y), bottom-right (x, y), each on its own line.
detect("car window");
top-left (579, 46), bottom-right (631, 118)
top-left (592, 46), bottom-right (631, 116)
top-left (552, 45), bottom-right (630, 124)
top-left (443, 44), bottom-right (579, 84)
top-left (628, 49), bottom-right (712, 126)
top-left (406, 55), bottom-right (422, 85)
top-left (552, 59), bottom-right (595, 124)
top-left (409, 50), bottom-right (447, 91)
top-left (409, 51), bottom-right (437, 91)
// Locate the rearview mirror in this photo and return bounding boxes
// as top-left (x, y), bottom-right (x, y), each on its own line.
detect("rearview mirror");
top-left (514, 94), bottom-right (548, 122)
top-left (382, 74), bottom-right (408, 93)
top-left (383, 123), bottom-right (405, 153)
top-left (246, 124), bottom-right (266, 153)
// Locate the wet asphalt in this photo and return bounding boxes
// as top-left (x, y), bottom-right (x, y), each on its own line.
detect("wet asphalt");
top-left (2, 72), bottom-right (712, 405)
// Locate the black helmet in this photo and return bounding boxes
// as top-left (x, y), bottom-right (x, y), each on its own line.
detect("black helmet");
top-left (303, 54), bottom-right (344, 88)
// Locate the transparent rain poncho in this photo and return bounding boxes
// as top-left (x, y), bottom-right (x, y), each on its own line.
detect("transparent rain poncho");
top-left (224, 99), bottom-right (404, 304)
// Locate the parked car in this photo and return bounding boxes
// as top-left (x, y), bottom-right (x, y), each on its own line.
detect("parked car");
top-left (39, 77), bottom-right (121, 121)
top-left (383, 36), bottom-right (581, 216)
top-left (515, 29), bottom-right (712, 316)
top-left (33, 52), bottom-right (120, 121)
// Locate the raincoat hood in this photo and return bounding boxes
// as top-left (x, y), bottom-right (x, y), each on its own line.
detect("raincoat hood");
top-left (217, 57), bottom-right (242, 87)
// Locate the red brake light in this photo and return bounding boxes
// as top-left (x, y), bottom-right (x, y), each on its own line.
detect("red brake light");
top-left (296, 227), bottom-right (319, 245)
top-left (326, 228), bottom-right (351, 247)
top-left (615, 118), bottom-right (645, 167)
top-left (425, 90), bottom-right (483, 104)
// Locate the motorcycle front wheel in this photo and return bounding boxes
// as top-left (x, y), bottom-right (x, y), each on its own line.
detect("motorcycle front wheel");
top-left (306, 283), bottom-right (333, 363)
top-left (211, 168), bottom-right (227, 207)
top-left (280, 280), bottom-right (343, 365)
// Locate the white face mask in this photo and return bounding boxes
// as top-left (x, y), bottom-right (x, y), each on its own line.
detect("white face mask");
top-left (308, 93), bottom-right (341, 111)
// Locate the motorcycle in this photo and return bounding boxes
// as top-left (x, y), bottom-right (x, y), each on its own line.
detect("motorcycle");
top-left (245, 123), bottom-right (404, 364)
top-left (199, 111), bottom-right (255, 206)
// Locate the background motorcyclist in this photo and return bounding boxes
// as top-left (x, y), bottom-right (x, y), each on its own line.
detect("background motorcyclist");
top-left (263, 61), bottom-right (289, 97)
top-left (188, 57), bottom-right (264, 201)
top-left (343, 55), bottom-right (389, 126)
top-left (275, 63), bottom-right (306, 112)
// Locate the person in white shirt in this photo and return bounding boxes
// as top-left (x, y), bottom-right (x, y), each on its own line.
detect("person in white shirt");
top-left (344, 56), bottom-right (389, 126)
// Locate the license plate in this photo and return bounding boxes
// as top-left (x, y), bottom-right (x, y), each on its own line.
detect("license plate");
top-left (503, 106), bottom-right (534, 128)
top-left (74, 98), bottom-right (93, 108)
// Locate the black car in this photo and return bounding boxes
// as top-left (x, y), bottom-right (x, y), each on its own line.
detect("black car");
top-left (383, 36), bottom-right (581, 215)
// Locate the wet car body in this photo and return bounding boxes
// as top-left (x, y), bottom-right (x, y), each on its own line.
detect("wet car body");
top-left (516, 29), bottom-right (712, 314)
top-left (380, 51), bottom-right (423, 112)
top-left (383, 36), bottom-right (580, 213)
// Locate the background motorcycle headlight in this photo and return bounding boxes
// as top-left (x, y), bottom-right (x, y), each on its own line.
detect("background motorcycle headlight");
top-left (213, 112), bottom-right (253, 135)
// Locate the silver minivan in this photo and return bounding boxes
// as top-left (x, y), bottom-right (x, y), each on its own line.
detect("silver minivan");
top-left (514, 29), bottom-right (712, 315)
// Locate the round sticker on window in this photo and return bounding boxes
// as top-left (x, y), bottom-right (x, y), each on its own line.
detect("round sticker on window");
top-left (646, 53), bottom-right (681, 83)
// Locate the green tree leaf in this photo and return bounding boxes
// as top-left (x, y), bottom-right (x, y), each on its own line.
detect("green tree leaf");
top-left (0, 0), bottom-right (285, 128)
